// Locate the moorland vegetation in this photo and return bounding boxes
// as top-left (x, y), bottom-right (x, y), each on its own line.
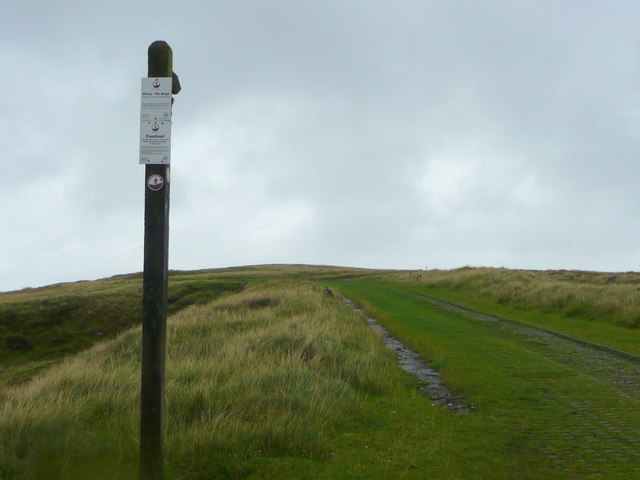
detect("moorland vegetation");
top-left (1, 265), bottom-right (639, 478)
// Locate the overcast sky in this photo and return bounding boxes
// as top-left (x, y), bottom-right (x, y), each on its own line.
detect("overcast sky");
top-left (2, 1), bottom-right (640, 292)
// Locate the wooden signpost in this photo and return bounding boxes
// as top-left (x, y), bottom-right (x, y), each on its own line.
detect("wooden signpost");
top-left (139, 40), bottom-right (180, 480)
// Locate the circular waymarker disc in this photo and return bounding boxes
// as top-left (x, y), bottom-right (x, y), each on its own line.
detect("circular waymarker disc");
top-left (147, 174), bottom-right (164, 191)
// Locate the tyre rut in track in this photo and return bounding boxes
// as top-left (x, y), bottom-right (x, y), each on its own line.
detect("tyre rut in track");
top-left (415, 292), bottom-right (640, 399)
top-left (415, 292), bottom-right (640, 476)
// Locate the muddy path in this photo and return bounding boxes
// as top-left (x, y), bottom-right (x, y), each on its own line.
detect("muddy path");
top-left (342, 297), bottom-right (469, 413)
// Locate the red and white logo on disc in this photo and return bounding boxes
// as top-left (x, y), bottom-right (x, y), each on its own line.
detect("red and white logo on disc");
top-left (147, 174), bottom-right (164, 191)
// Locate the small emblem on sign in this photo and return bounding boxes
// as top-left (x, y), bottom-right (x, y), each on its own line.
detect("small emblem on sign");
top-left (153, 79), bottom-right (161, 88)
top-left (147, 174), bottom-right (164, 191)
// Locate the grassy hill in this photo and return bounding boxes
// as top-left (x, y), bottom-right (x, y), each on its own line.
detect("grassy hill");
top-left (1, 265), bottom-right (639, 479)
top-left (0, 269), bottom-right (250, 386)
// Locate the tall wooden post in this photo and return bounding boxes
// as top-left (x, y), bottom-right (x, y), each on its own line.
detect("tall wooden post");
top-left (140, 40), bottom-right (173, 480)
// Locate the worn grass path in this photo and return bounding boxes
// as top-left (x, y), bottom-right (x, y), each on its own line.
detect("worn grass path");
top-left (328, 279), bottom-right (640, 479)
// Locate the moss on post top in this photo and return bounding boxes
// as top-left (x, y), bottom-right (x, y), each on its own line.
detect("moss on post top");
top-left (148, 40), bottom-right (173, 78)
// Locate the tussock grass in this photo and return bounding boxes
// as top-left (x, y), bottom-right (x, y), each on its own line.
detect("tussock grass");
top-left (0, 265), bottom-right (375, 373)
top-left (0, 271), bottom-right (245, 378)
top-left (0, 280), bottom-right (393, 479)
top-left (3, 264), bottom-right (638, 478)
top-left (390, 267), bottom-right (640, 329)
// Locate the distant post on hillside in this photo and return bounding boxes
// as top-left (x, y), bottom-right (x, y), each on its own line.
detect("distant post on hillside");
top-left (139, 40), bottom-right (180, 480)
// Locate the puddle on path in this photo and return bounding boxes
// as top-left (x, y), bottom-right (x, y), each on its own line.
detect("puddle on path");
top-left (342, 297), bottom-right (469, 413)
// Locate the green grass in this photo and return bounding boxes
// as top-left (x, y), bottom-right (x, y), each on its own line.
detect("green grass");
top-left (387, 267), bottom-right (640, 328)
top-left (327, 278), bottom-right (640, 479)
top-left (417, 286), bottom-right (640, 356)
top-left (2, 265), bottom-right (640, 479)
top-left (0, 271), bottom-right (246, 383)
top-left (378, 267), bottom-right (640, 356)
top-left (1, 276), bottom-right (421, 479)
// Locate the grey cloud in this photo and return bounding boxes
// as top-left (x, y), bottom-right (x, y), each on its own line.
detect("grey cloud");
top-left (2, 0), bottom-right (640, 290)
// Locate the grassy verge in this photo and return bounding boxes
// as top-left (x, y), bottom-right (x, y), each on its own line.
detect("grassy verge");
top-left (418, 286), bottom-right (640, 356)
top-left (385, 267), bottom-right (640, 328)
top-left (377, 267), bottom-right (640, 356)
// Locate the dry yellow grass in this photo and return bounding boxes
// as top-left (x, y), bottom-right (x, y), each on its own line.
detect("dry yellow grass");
top-left (0, 280), bottom-right (395, 479)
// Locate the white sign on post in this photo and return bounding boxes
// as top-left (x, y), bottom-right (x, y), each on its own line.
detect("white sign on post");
top-left (140, 78), bottom-right (172, 164)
